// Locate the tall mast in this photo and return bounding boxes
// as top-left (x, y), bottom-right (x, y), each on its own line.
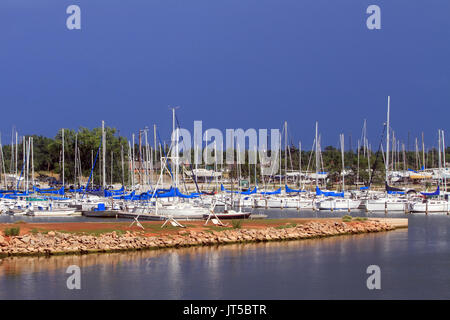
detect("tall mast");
top-left (132, 134), bottom-right (135, 189)
top-left (62, 129), bottom-right (65, 187)
top-left (153, 124), bottom-right (157, 175)
top-left (74, 133), bottom-right (78, 185)
top-left (171, 107), bottom-right (179, 188)
top-left (298, 141), bottom-right (302, 188)
top-left (386, 96), bottom-right (390, 183)
top-left (138, 130), bottom-right (142, 186)
top-left (279, 133), bottom-right (282, 188)
top-left (357, 140), bottom-right (360, 185)
top-left (438, 130), bottom-right (442, 190)
top-left (363, 119), bottom-right (367, 157)
top-left (214, 140), bottom-right (218, 190)
top-left (31, 136), bottom-right (34, 189)
top-left (340, 133), bottom-right (345, 191)
top-left (144, 129), bottom-right (149, 187)
top-left (442, 130), bottom-right (447, 193)
top-left (315, 121), bottom-right (319, 187)
top-left (422, 132), bottom-right (425, 170)
top-left (0, 133), bottom-right (6, 188)
top-left (10, 128), bottom-right (14, 177)
top-left (26, 137), bottom-right (30, 193)
top-left (15, 131), bottom-right (18, 177)
top-left (415, 138), bottom-right (419, 170)
top-left (284, 121), bottom-right (287, 186)
top-left (91, 150), bottom-right (94, 188)
top-left (121, 144), bottom-right (125, 186)
top-left (110, 151), bottom-right (113, 186)
top-left (102, 120), bottom-right (106, 189)
top-left (22, 137), bottom-right (25, 191)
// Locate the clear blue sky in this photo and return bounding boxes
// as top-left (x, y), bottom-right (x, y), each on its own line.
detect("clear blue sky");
top-left (0, 0), bottom-right (449, 149)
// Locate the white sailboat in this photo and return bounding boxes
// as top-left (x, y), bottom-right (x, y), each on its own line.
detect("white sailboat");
top-left (365, 96), bottom-right (408, 212)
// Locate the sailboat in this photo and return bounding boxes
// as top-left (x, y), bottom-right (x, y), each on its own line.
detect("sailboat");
top-left (317, 133), bottom-right (361, 211)
top-left (122, 108), bottom-right (210, 221)
top-left (365, 96), bottom-right (410, 212)
top-left (410, 130), bottom-right (449, 213)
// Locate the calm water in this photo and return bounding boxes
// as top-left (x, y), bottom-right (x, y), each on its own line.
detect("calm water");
top-left (1, 211), bottom-right (450, 299)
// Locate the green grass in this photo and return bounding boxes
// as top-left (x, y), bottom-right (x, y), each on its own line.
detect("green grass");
top-left (232, 220), bottom-right (242, 229)
top-left (342, 215), bottom-right (353, 222)
top-left (275, 223), bottom-right (297, 229)
top-left (4, 227), bottom-right (20, 236)
top-left (342, 215), bottom-right (368, 222)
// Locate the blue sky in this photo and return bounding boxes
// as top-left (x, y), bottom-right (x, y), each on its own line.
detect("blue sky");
top-left (0, 0), bottom-right (449, 149)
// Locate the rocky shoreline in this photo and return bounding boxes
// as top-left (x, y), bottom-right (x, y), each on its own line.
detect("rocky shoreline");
top-left (0, 219), bottom-right (403, 258)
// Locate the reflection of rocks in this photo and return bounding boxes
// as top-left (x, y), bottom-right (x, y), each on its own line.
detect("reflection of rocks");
top-left (0, 228), bottom-right (404, 277)
top-left (0, 221), bottom-right (396, 258)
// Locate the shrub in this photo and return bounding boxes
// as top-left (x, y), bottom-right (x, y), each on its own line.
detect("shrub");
top-left (4, 227), bottom-right (20, 236)
top-left (342, 215), bottom-right (352, 222)
top-left (232, 220), bottom-right (242, 229)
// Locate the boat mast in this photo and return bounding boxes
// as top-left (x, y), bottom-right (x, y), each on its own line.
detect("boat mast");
top-left (24, 137), bottom-right (28, 193)
top-left (153, 124), bottom-right (157, 182)
top-left (144, 129), bottom-right (149, 187)
top-left (171, 107), bottom-right (178, 188)
top-left (315, 121), bottom-right (319, 187)
top-left (121, 144), bottom-right (125, 186)
top-left (22, 137), bottom-right (25, 191)
top-left (110, 151), bottom-right (113, 186)
top-left (74, 133), bottom-right (78, 185)
top-left (298, 141), bottom-right (302, 188)
top-left (438, 129), bottom-right (442, 192)
top-left (422, 132), bottom-right (425, 170)
top-left (386, 96), bottom-right (390, 184)
top-left (340, 133), bottom-right (345, 192)
top-left (284, 121), bottom-right (287, 186)
top-left (214, 140), bottom-right (218, 190)
top-left (442, 130), bottom-right (447, 193)
top-left (102, 120), bottom-right (106, 189)
top-left (357, 140), bottom-right (360, 185)
top-left (415, 138), bottom-right (419, 170)
top-left (279, 133), bottom-right (282, 188)
top-left (91, 150), bottom-right (94, 188)
top-left (62, 129), bottom-right (65, 188)
top-left (0, 133), bottom-right (6, 188)
top-left (10, 129), bottom-right (14, 179)
top-left (132, 134), bottom-right (135, 189)
top-left (15, 131), bottom-right (18, 178)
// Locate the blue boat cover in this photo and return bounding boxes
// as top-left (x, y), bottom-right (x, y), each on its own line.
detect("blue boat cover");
top-left (220, 184), bottom-right (257, 195)
top-left (316, 186), bottom-right (344, 197)
top-left (285, 185), bottom-right (306, 193)
top-left (421, 185), bottom-right (440, 197)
